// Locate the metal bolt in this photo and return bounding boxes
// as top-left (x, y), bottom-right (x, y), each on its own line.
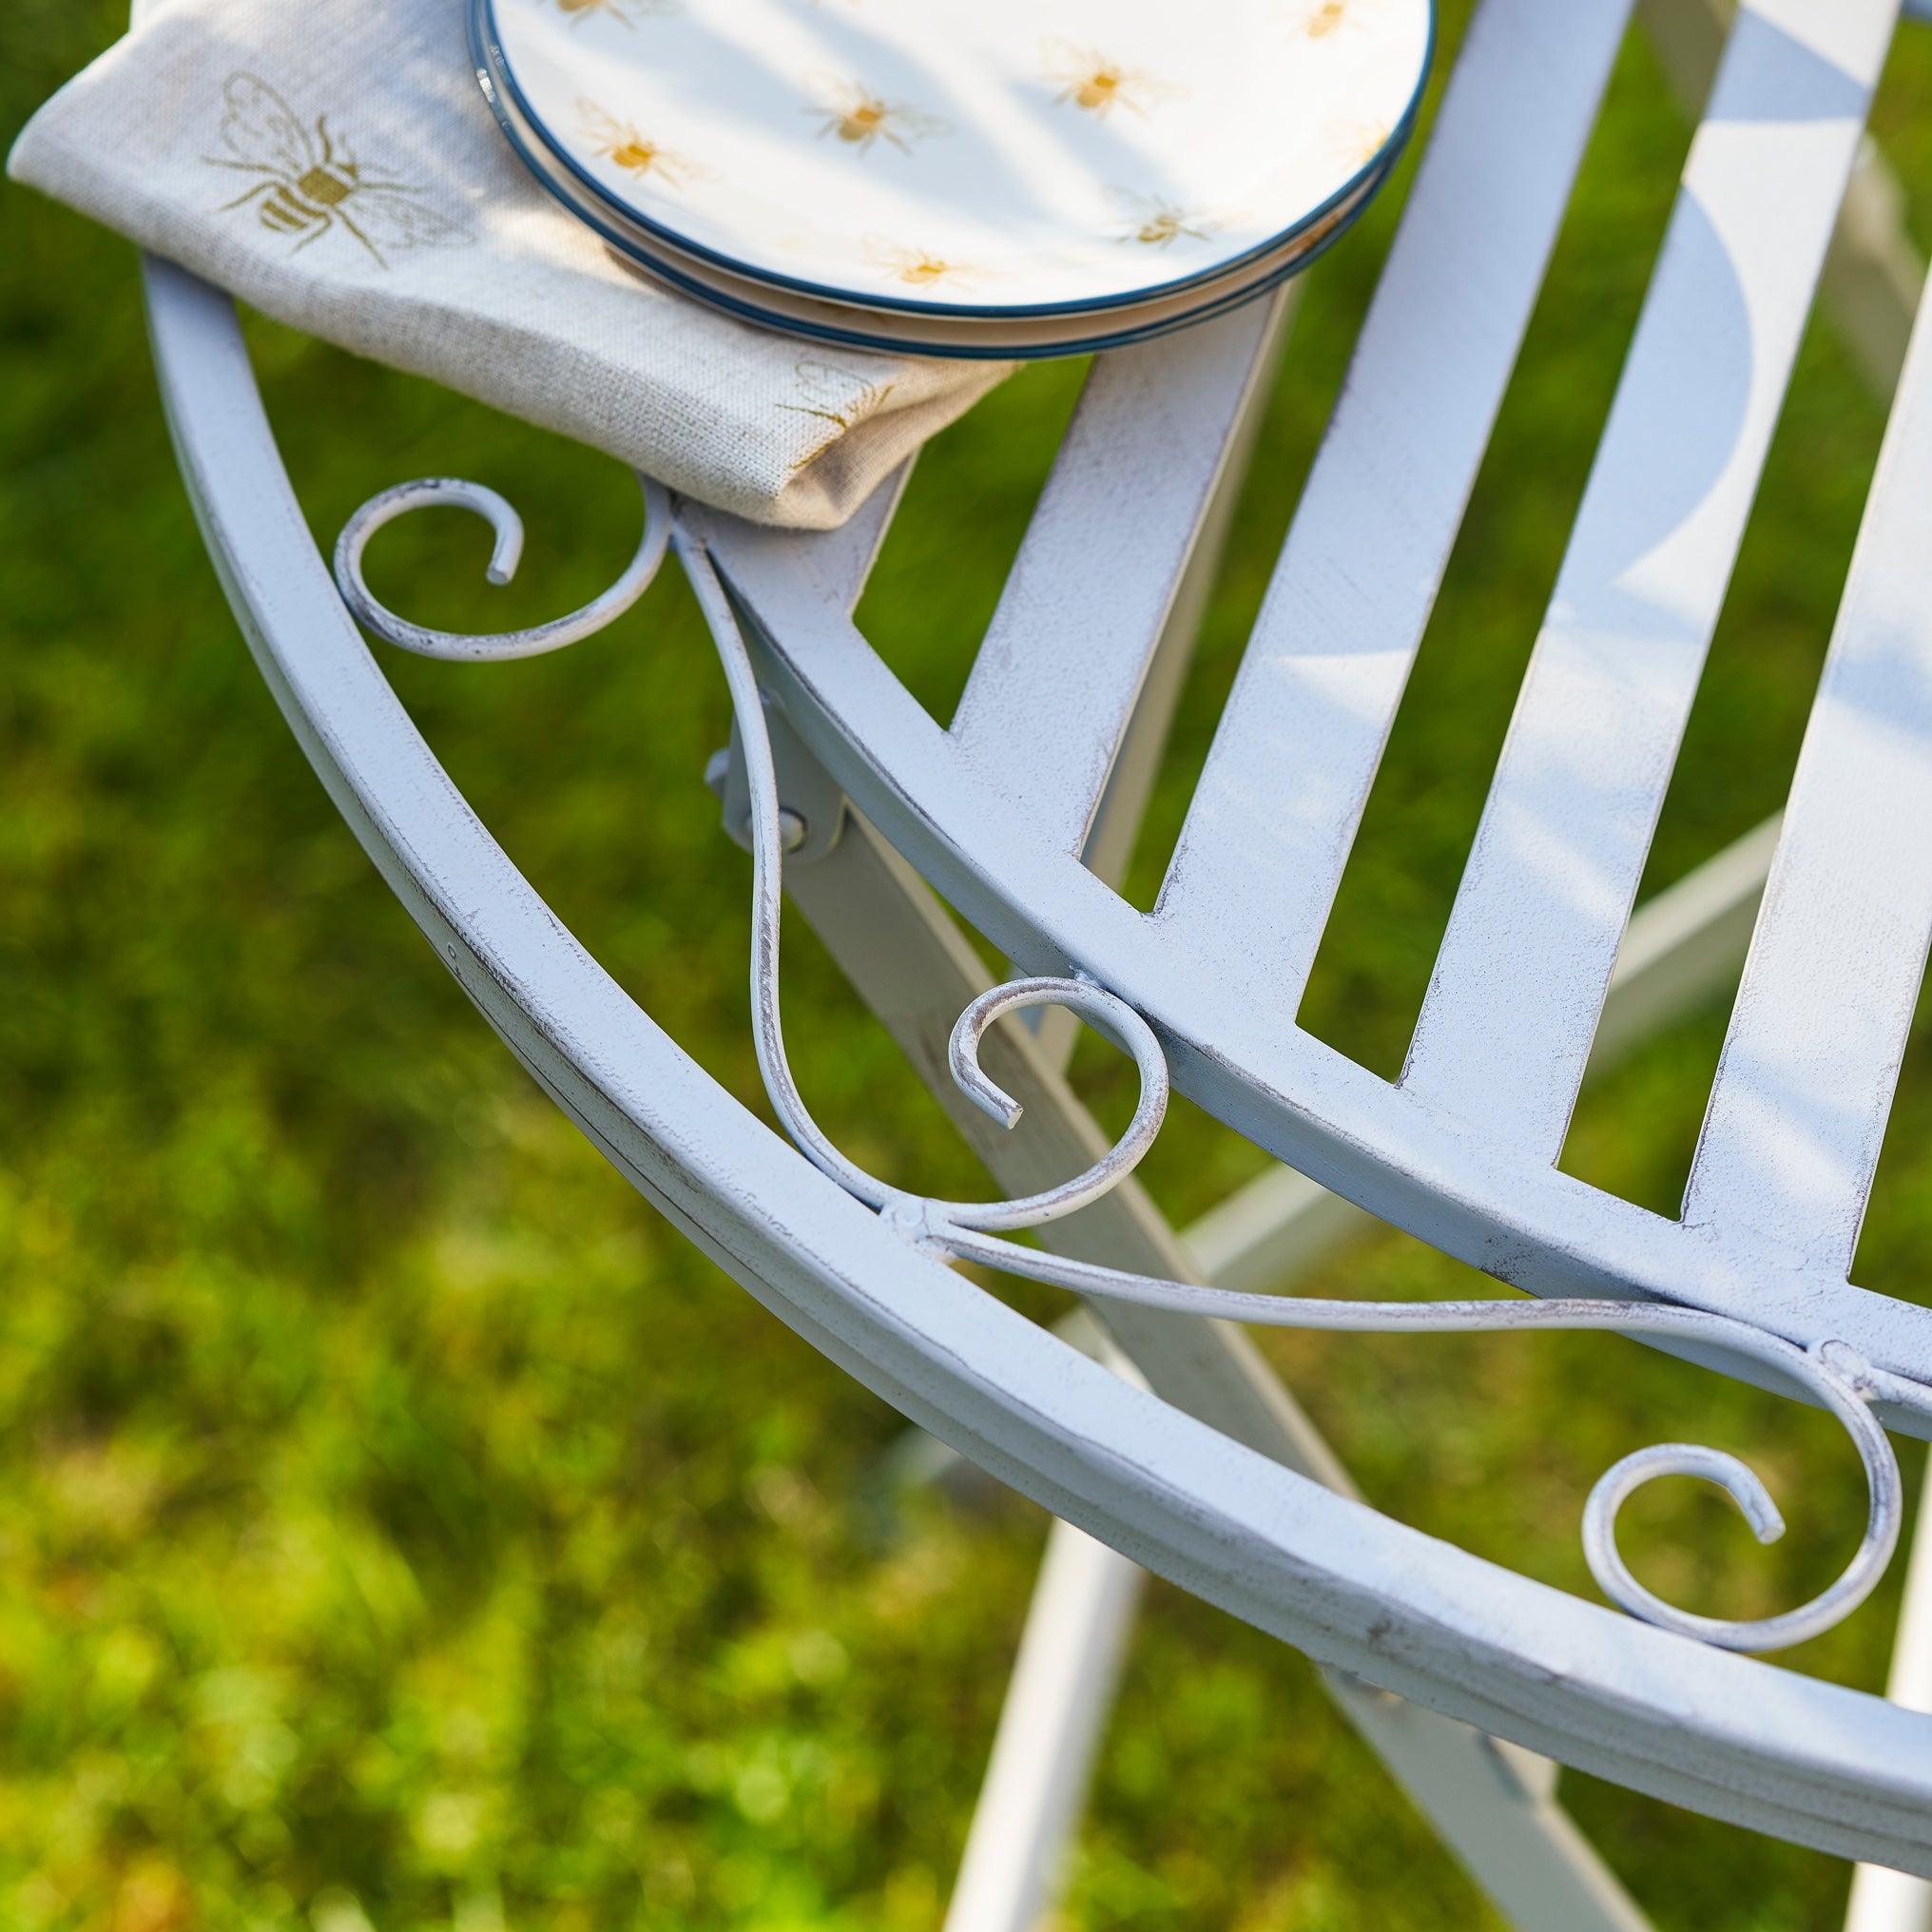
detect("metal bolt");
top-left (705, 746), bottom-right (805, 854)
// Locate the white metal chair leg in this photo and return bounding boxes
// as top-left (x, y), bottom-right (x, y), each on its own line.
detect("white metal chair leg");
top-left (758, 789), bottom-right (1657, 1929)
top-left (896, 811), bottom-right (1780, 1931)
top-left (1319, 1677), bottom-right (1651, 1932)
top-left (941, 1518), bottom-right (1147, 1932)
top-left (744, 238), bottom-right (1804, 1931)
top-left (1847, 1449), bottom-right (1932, 1932)
top-left (947, 1311), bottom-right (1650, 1932)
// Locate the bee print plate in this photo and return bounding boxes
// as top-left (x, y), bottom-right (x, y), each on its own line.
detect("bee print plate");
top-left (472, 0), bottom-right (1431, 319)
top-left (478, 40), bottom-right (1392, 355)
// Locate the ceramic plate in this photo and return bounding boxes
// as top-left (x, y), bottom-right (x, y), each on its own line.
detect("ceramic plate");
top-left (474, 0), bottom-right (1430, 319)
top-left (478, 34), bottom-right (1392, 355)
top-left (594, 176), bottom-right (1384, 356)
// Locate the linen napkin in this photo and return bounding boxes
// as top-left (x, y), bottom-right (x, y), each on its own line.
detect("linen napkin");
top-left (7, 0), bottom-right (1013, 529)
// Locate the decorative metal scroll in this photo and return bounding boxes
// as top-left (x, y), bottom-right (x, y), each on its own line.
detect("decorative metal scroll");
top-left (334, 477), bottom-right (1904, 1656)
top-left (334, 473), bottom-right (670, 661)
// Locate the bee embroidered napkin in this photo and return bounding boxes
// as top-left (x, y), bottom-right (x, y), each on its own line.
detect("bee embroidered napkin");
top-left (7, 0), bottom-right (1013, 529)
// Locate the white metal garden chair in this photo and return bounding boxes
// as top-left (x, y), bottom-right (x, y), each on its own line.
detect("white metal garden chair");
top-left (141, 0), bottom-right (1932, 1923)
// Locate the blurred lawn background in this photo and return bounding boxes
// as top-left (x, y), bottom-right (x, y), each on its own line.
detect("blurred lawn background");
top-left (10, 3), bottom-right (1932, 1928)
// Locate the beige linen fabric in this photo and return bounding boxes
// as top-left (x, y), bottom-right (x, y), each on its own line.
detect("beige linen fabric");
top-left (8, 0), bottom-right (1013, 528)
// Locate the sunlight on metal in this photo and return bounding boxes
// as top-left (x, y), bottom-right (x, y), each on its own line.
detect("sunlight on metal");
top-left (140, 0), bottom-right (1932, 1902)
top-left (333, 471), bottom-right (669, 661)
top-left (682, 526), bottom-right (1904, 1655)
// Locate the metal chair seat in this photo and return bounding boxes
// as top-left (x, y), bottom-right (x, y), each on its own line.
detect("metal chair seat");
top-left (142, 0), bottom-right (1932, 1918)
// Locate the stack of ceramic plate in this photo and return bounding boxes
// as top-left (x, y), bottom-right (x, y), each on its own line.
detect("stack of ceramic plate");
top-left (471, 0), bottom-right (1433, 358)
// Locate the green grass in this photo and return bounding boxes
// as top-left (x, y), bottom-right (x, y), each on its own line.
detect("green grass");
top-left (10, 3), bottom-right (1932, 1927)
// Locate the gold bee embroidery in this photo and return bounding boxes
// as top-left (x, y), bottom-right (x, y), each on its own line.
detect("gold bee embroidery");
top-left (203, 73), bottom-right (472, 269)
top-left (777, 359), bottom-right (896, 436)
top-left (546, 0), bottom-right (676, 27)
top-left (805, 80), bottom-right (949, 154)
top-left (1042, 42), bottom-right (1185, 121)
top-left (577, 100), bottom-right (706, 186)
top-left (863, 240), bottom-right (981, 288)
top-left (1108, 189), bottom-right (1220, 249)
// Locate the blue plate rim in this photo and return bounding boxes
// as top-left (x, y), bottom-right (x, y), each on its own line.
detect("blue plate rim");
top-left (474, 56), bottom-right (1382, 361)
top-left (470, 0), bottom-right (1433, 323)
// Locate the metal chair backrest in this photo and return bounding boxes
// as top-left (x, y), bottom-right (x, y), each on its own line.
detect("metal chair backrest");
top-left (701, 0), bottom-right (1932, 1401)
top-left (143, 0), bottom-right (1932, 1892)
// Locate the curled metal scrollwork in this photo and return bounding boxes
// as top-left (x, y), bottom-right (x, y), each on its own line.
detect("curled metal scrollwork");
top-left (680, 533), bottom-right (1905, 1656)
top-left (329, 475), bottom-right (1904, 1656)
top-left (334, 471), bottom-right (670, 660)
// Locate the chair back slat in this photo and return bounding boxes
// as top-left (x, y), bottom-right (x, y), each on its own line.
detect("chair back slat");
top-left (1683, 268), bottom-right (1932, 1273)
top-left (1154, 0), bottom-right (1633, 1012)
top-left (1401, 1), bottom-right (1895, 1160)
top-left (947, 299), bottom-right (1285, 860)
top-left (700, 0), bottom-right (1932, 1378)
top-left (804, 462), bottom-right (915, 616)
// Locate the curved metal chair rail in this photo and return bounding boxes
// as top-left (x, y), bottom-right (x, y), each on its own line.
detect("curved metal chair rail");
top-left (137, 0), bottom-right (1932, 1884)
top-left (689, 0), bottom-right (1932, 1425)
top-left (673, 529), bottom-right (1902, 1660)
top-left (144, 231), bottom-right (1932, 1871)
